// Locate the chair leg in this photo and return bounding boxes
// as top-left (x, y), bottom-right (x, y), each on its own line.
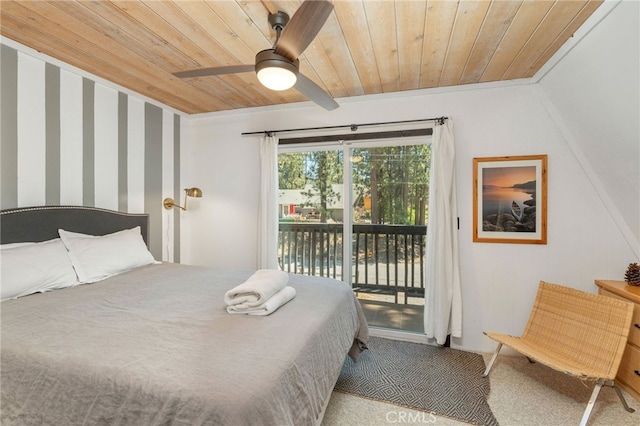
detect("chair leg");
top-left (483, 343), bottom-right (503, 377)
top-left (579, 379), bottom-right (635, 426)
top-left (608, 380), bottom-right (635, 413)
top-left (579, 379), bottom-right (603, 426)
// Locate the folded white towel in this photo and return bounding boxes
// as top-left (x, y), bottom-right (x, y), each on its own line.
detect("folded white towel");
top-left (226, 286), bottom-right (296, 316)
top-left (224, 269), bottom-right (289, 307)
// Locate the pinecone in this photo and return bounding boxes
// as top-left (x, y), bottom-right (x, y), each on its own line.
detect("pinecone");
top-left (625, 263), bottom-right (640, 286)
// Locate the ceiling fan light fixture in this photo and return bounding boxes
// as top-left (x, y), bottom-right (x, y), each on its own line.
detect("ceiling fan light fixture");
top-left (255, 49), bottom-right (299, 91)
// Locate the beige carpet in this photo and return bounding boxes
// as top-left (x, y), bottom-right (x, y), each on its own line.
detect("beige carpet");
top-left (323, 352), bottom-right (640, 425)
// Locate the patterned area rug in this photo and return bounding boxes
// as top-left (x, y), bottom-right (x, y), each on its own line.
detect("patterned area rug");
top-left (334, 337), bottom-right (499, 426)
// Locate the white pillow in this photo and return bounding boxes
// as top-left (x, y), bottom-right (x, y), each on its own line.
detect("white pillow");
top-left (58, 227), bottom-right (155, 283)
top-left (0, 238), bottom-right (79, 300)
top-left (1, 242), bottom-right (37, 249)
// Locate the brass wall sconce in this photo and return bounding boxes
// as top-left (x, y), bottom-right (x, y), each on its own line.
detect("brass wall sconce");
top-left (163, 187), bottom-right (203, 211)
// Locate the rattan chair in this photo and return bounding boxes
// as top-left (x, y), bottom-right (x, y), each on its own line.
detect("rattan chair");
top-left (483, 281), bottom-right (635, 426)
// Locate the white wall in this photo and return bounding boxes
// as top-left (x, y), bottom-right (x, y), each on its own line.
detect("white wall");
top-left (180, 116), bottom-right (260, 270)
top-left (183, 81), bottom-right (636, 352)
top-left (539, 0), bottom-right (640, 257)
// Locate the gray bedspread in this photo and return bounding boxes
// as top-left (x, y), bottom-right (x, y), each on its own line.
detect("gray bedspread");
top-left (1, 263), bottom-right (368, 425)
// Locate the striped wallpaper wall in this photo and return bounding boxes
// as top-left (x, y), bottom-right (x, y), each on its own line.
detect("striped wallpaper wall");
top-left (0, 42), bottom-right (182, 262)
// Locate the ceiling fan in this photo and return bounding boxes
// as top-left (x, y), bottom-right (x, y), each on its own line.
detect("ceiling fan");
top-left (173, 0), bottom-right (339, 111)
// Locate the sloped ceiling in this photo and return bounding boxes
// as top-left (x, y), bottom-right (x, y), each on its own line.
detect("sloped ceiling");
top-left (539, 0), bottom-right (640, 256)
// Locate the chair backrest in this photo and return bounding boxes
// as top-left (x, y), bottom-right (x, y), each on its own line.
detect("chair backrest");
top-left (521, 281), bottom-right (634, 380)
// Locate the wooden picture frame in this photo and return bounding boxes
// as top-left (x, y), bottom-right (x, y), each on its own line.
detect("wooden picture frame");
top-left (473, 155), bottom-right (547, 244)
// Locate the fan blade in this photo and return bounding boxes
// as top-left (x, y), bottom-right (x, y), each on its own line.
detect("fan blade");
top-left (274, 0), bottom-right (333, 62)
top-left (173, 65), bottom-right (254, 78)
top-left (294, 73), bottom-right (339, 111)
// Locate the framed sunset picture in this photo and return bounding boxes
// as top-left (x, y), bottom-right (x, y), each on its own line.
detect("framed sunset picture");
top-left (473, 155), bottom-right (547, 244)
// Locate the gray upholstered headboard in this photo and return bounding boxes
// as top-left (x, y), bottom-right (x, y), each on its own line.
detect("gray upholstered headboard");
top-left (0, 206), bottom-right (150, 246)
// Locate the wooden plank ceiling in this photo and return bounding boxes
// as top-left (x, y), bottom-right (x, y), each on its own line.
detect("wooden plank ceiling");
top-left (0, 0), bottom-right (603, 114)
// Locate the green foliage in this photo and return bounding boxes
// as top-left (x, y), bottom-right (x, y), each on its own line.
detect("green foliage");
top-left (279, 144), bottom-right (430, 225)
top-left (278, 152), bottom-right (306, 189)
top-left (353, 145), bottom-right (430, 225)
top-left (300, 151), bottom-right (342, 222)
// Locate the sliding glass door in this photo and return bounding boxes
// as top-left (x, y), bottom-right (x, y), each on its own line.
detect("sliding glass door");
top-left (350, 144), bottom-right (429, 304)
top-left (278, 137), bottom-right (430, 332)
top-left (278, 147), bottom-right (344, 278)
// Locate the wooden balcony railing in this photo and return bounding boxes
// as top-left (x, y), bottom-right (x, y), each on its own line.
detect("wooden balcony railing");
top-left (278, 222), bottom-right (427, 304)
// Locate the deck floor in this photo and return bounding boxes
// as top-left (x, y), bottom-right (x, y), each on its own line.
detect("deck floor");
top-left (358, 298), bottom-right (423, 333)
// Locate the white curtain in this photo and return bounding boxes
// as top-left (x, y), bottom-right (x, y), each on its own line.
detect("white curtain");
top-left (424, 119), bottom-right (462, 345)
top-left (257, 134), bottom-right (279, 269)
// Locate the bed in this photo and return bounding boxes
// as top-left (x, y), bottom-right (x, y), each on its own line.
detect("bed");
top-left (0, 206), bottom-right (368, 425)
